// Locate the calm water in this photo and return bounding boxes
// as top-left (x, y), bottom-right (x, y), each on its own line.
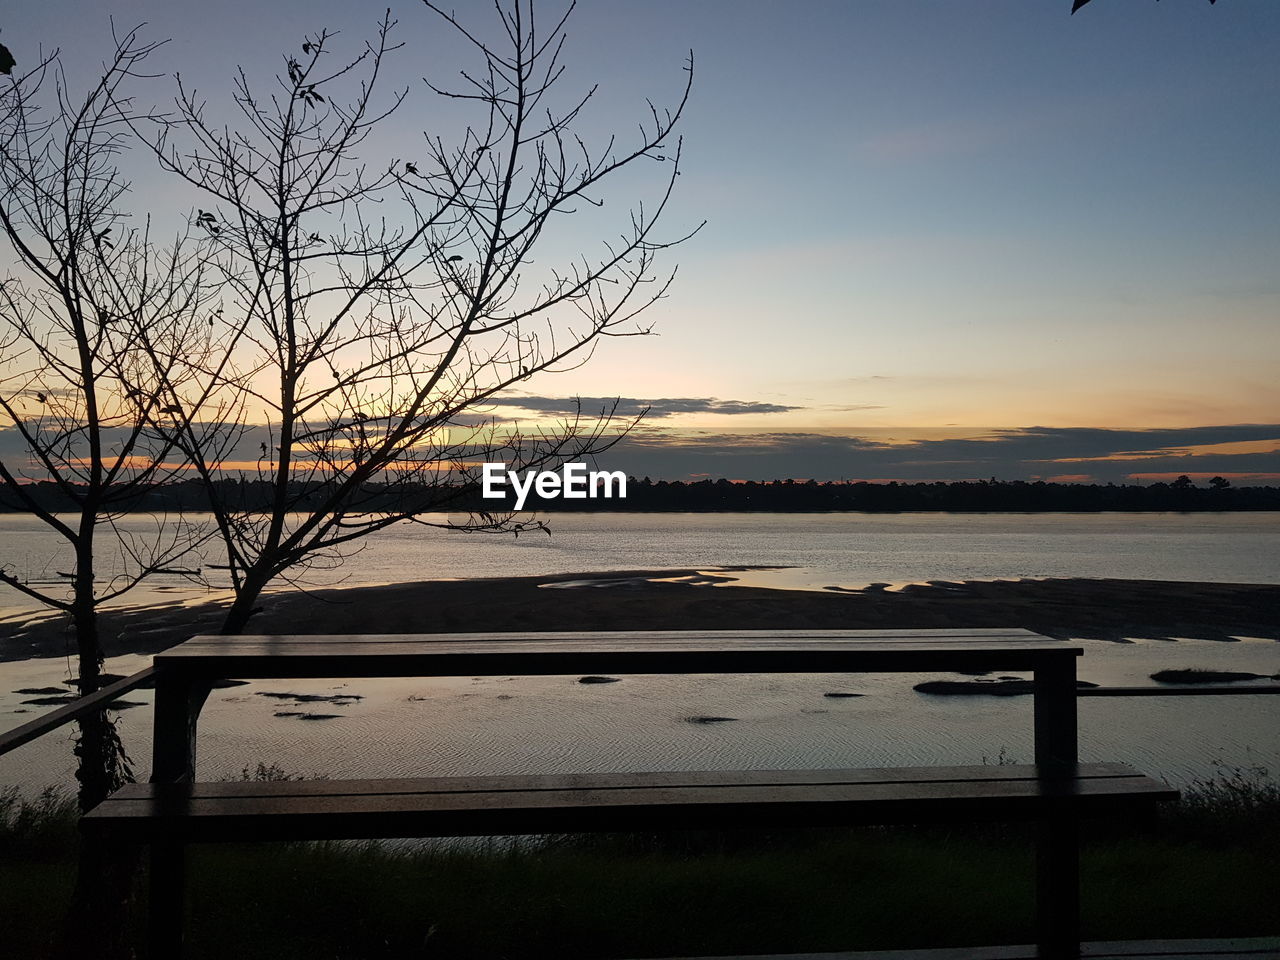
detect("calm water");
top-left (2, 512), bottom-right (1278, 795)
top-left (2, 511), bottom-right (1278, 618)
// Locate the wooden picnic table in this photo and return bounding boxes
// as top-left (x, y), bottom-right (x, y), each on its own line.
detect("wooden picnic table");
top-left (148, 627), bottom-right (1083, 784)
top-left (92, 626), bottom-right (1165, 959)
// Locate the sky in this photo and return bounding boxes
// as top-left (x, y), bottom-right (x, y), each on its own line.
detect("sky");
top-left (3, 0), bottom-right (1279, 482)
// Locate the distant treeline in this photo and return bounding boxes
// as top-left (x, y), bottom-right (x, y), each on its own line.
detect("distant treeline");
top-left (2, 475), bottom-right (1278, 514)
top-left (536, 476), bottom-right (1280, 513)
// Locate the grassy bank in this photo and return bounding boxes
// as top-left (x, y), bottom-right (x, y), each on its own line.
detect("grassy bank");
top-left (2, 768), bottom-right (1277, 959)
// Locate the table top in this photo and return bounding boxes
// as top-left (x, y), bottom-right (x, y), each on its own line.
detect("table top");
top-left (154, 628), bottom-right (1080, 679)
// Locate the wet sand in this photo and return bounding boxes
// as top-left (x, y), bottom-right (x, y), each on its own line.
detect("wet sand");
top-left (2, 573), bottom-right (1277, 663)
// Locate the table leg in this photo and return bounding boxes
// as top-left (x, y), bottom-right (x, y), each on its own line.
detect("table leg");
top-left (1036, 810), bottom-right (1080, 959)
top-left (149, 837), bottom-right (185, 958)
top-left (1033, 658), bottom-right (1078, 775)
top-left (150, 674), bottom-right (211, 784)
top-left (1034, 655), bottom-right (1081, 957)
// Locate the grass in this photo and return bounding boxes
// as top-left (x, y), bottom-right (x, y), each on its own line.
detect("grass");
top-left (0, 786), bottom-right (80, 955)
top-left (1, 767), bottom-right (1277, 959)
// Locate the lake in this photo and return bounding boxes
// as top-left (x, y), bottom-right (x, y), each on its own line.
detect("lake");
top-left (2, 511), bottom-right (1278, 795)
top-left (2, 510), bottom-right (1279, 617)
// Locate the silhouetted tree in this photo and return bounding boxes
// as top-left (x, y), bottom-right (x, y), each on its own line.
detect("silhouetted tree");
top-left (477, 477), bottom-right (1278, 512)
top-left (0, 30), bottom-right (234, 808)
top-left (141, 3), bottom-right (698, 632)
top-left (0, 30), bottom-right (247, 960)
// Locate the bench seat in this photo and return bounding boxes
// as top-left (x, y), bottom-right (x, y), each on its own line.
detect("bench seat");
top-left (82, 762), bottom-right (1175, 843)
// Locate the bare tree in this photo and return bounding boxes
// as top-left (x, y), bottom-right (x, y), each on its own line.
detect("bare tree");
top-left (0, 31), bottom-right (232, 809)
top-left (144, 2), bottom-right (699, 633)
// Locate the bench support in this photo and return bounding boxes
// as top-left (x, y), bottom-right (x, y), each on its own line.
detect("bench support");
top-left (1036, 811), bottom-right (1080, 959)
top-left (1033, 660), bottom-right (1078, 774)
top-left (149, 838), bottom-right (185, 957)
top-left (150, 676), bottom-right (211, 784)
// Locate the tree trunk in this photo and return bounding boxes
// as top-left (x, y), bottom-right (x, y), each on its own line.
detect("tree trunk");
top-left (61, 586), bottom-right (139, 960)
top-left (219, 568), bottom-right (270, 634)
top-left (70, 587), bottom-right (132, 812)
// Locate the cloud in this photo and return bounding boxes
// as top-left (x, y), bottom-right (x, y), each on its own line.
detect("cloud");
top-left (481, 396), bottom-right (804, 419)
top-left (600, 425), bottom-right (1280, 483)
top-left (5, 421), bottom-right (1278, 486)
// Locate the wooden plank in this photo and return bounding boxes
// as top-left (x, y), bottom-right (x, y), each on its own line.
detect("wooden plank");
top-left (1079, 685), bottom-right (1280, 697)
top-left (641, 949), bottom-right (1036, 960)
top-left (150, 650), bottom-right (1078, 681)
top-left (644, 952), bottom-right (1025, 960)
top-left (83, 792), bottom-right (1175, 842)
top-left (160, 645), bottom-right (1076, 661)
top-left (153, 632), bottom-right (1079, 681)
top-left (1083, 937), bottom-right (1280, 957)
top-left (171, 627), bottom-right (1048, 645)
top-left (160, 630), bottom-right (1070, 654)
top-left (158, 634), bottom-right (1075, 656)
top-left (630, 936), bottom-right (1280, 960)
top-left (83, 766), bottom-right (1177, 842)
top-left (90, 777), bottom-right (1178, 820)
top-left (161, 639), bottom-right (1074, 657)
top-left (0, 667), bottom-right (155, 758)
top-left (101, 763), bottom-right (1146, 802)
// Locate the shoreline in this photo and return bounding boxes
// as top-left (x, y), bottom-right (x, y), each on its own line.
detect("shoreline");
top-left (2, 572), bottom-right (1277, 663)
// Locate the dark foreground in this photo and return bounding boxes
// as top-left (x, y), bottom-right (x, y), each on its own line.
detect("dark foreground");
top-left (2, 575), bottom-right (1278, 956)
top-left (2, 768), bottom-right (1278, 959)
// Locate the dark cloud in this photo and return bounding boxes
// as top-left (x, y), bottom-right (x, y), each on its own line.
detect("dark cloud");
top-left (929, 425), bottom-right (1280, 463)
top-left (603, 425), bottom-right (1280, 483)
top-left (0, 422), bottom-right (275, 472)
top-left (4, 422), bottom-right (1277, 485)
top-left (481, 396), bottom-right (803, 418)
